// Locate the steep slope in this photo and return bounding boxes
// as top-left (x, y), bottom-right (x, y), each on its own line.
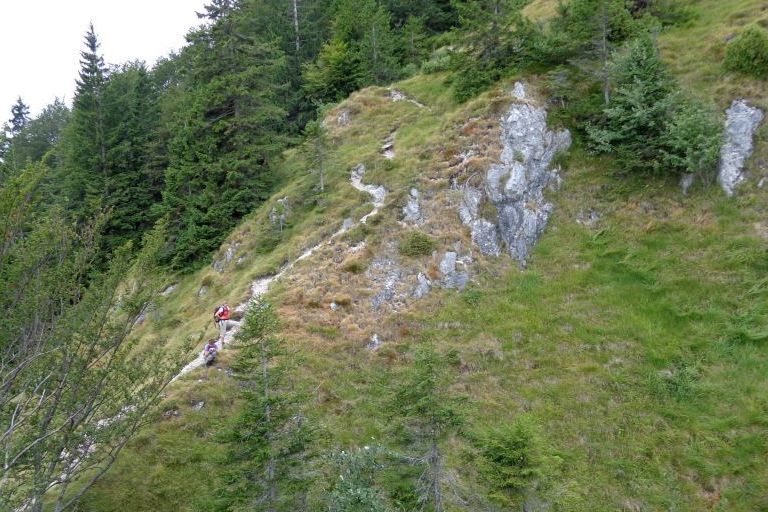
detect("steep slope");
top-left (74, 64), bottom-right (768, 510)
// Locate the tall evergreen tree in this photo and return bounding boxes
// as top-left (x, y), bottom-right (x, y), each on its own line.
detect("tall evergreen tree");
top-left (60, 23), bottom-right (108, 219)
top-left (8, 97), bottom-right (30, 136)
top-left (161, 1), bottom-right (291, 268)
top-left (101, 62), bottom-right (163, 253)
top-left (217, 302), bottom-right (313, 511)
top-left (8, 99), bottom-right (70, 167)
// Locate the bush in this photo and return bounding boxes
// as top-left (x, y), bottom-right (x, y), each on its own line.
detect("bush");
top-left (398, 231), bottom-right (436, 257)
top-left (724, 25), bottom-right (768, 78)
top-left (660, 97), bottom-right (722, 181)
top-left (421, 47), bottom-right (454, 74)
top-left (476, 420), bottom-right (541, 506)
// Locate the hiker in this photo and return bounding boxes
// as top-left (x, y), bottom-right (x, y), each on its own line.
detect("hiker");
top-left (202, 339), bottom-right (218, 365)
top-left (214, 302), bottom-right (239, 340)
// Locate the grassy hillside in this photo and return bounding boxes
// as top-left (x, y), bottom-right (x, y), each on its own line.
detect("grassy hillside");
top-left (75, 4), bottom-right (768, 511)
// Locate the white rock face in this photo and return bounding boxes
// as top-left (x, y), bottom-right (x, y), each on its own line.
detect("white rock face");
top-left (718, 100), bottom-right (764, 196)
top-left (402, 188), bottom-right (423, 224)
top-left (459, 82), bottom-right (571, 266)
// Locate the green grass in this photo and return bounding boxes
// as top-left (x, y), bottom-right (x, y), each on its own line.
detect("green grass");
top-left (78, 57), bottom-right (768, 510)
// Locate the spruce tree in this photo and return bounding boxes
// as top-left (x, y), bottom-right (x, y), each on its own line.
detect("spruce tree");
top-left (8, 97), bottom-right (30, 136)
top-left (391, 343), bottom-right (463, 512)
top-left (217, 302), bottom-right (313, 511)
top-left (101, 62), bottom-right (163, 253)
top-left (60, 23), bottom-right (108, 220)
top-left (161, 2), bottom-right (291, 269)
top-left (586, 37), bottom-right (675, 172)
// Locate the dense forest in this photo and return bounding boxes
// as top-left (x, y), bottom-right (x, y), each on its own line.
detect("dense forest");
top-left (2, 0), bottom-right (767, 510)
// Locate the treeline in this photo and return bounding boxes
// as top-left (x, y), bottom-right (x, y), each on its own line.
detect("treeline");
top-left (0, 0), bottom-right (460, 272)
top-left (0, 0), bottom-right (729, 274)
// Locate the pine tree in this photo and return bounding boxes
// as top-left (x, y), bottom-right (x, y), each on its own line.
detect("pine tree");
top-left (217, 302), bottom-right (313, 511)
top-left (60, 23), bottom-right (108, 220)
top-left (586, 37), bottom-right (675, 172)
top-left (8, 97), bottom-right (30, 136)
top-left (391, 343), bottom-right (463, 512)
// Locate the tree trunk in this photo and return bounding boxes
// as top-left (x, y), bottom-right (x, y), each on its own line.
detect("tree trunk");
top-left (292, 0), bottom-right (300, 54)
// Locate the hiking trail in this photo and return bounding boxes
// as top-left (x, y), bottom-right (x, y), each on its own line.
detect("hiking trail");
top-left (171, 164), bottom-right (387, 382)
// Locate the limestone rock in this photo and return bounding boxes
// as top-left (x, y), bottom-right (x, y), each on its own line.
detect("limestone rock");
top-left (402, 188), bottom-right (423, 224)
top-left (160, 284), bottom-right (177, 297)
top-left (367, 257), bottom-right (402, 310)
top-left (439, 251), bottom-right (469, 290)
top-left (366, 334), bottom-right (382, 350)
top-left (336, 108), bottom-right (352, 126)
top-left (718, 100), bottom-right (764, 196)
top-left (382, 132), bottom-right (396, 160)
top-left (413, 272), bottom-right (431, 299)
top-left (458, 81), bottom-right (571, 266)
top-left (576, 210), bottom-right (601, 229)
top-left (213, 242), bottom-right (241, 273)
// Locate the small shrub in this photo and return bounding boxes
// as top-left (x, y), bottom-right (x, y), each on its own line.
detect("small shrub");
top-left (476, 419), bottom-right (541, 506)
top-left (254, 230), bottom-right (282, 255)
top-left (421, 48), bottom-right (453, 74)
top-left (463, 288), bottom-right (483, 307)
top-left (724, 25), bottom-right (768, 78)
top-left (660, 97), bottom-right (722, 181)
top-left (342, 258), bottom-right (367, 274)
top-left (398, 231), bottom-right (436, 257)
top-left (333, 294), bottom-right (352, 307)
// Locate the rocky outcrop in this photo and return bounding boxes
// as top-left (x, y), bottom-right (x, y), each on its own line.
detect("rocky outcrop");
top-left (213, 242), bottom-right (241, 273)
top-left (367, 256), bottom-right (402, 310)
top-left (439, 251), bottom-right (469, 290)
top-left (718, 100), bottom-right (764, 196)
top-left (412, 272), bottom-right (431, 298)
top-left (389, 88), bottom-right (426, 109)
top-left (269, 197), bottom-right (290, 230)
top-left (459, 82), bottom-right (571, 266)
top-left (402, 188), bottom-right (423, 224)
top-left (382, 132), bottom-right (396, 160)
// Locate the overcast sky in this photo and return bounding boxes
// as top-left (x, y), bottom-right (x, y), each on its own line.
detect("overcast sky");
top-left (1, 0), bottom-right (208, 120)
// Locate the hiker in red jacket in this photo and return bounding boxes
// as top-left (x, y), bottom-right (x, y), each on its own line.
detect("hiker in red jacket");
top-left (214, 303), bottom-right (239, 340)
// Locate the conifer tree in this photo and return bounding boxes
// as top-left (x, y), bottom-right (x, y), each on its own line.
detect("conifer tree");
top-left (60, 23), bottom-right (108, 220)
top-left (10, 99), bottom-right (69, 167)
top-left (586, 37), bottom-right (675, 172)
top-left (161, 2), bottom-right (291, 268)
top-left (8, 97), bottom-right (30, 136)
top-left (101, 62), bottom-right (163, 253)
top-left (217, 302), bottom-right (312, 511)
top-left (391, 343), bottom-right (463, 512)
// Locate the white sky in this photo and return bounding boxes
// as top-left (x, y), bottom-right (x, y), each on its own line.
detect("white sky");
top-left (0, 0), bottom-right (208, 119)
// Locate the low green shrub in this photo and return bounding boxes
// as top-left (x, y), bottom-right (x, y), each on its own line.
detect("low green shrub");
top-left (476, 420), bottom-right (541, 506)
top-left (398, 231), bottom-right (436, 257)
top-left (724, 25), bottom-right (768, 78)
